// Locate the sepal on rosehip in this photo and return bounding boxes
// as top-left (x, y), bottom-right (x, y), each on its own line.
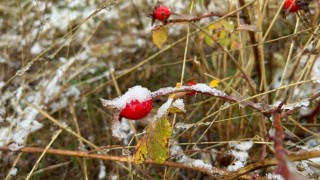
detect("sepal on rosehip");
top-left (101, 86), bottom-right (153, 120)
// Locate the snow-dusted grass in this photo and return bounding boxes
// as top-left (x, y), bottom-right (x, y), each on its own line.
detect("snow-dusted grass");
top-left (0, 0), bottom-right (320, 179)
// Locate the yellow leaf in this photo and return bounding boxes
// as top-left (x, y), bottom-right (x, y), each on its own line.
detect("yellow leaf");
top-left (169, 106), bottom-right (185, 114)
top-left (134, 136), bottom-right (148, 164)
top-left (152, 26), bottom-right (168, 48)
top-left (209, 79), bottom-right (220, 88)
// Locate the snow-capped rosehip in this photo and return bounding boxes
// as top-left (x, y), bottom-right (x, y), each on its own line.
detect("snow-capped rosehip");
top-left (186, 80), bottom-right (197, 96)
top-left (283, 0), bottom-right (300, 13)
top-left (153, 5), bottom-right (171, 22)
top-left (120, 99), bottom-right (153, 120)
top-left (101, 86), bottom-right (153, 120)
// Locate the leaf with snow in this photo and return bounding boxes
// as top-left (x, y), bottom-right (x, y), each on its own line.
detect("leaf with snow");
top-left (152, 26), bottom-right (168, 48)
top-left (169, 99), bottom-right (186, 114)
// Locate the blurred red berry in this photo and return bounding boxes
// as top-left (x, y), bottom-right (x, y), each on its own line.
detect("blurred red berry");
top-left (283, 0), bottom-right (300, 12)
top-left (186, 80), bottom-right (197, 96)
top-left (153, 5), bottom-right (171, 22)
top-left (120, 99), bottom-right (153, 120)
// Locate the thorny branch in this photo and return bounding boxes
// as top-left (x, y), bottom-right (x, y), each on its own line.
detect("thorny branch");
top-left (273, 112), bottom-right (291, 179)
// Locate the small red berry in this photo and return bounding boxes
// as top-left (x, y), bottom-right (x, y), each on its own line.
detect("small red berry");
top-left (283, 0), bottom-right (300, 13)
top-left (153, 5), bottom-right (171, 22)
top-left (120, 99), bottom-right (153, 120)
top-left (186, 80), bottom-right (197, 96)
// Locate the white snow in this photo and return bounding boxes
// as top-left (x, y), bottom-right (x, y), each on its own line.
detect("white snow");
top-left (272, 100), bottom-right (283, 108)
top-left (282, 99), bottom-right (310, 110)
top-left (266, 173), bottom-right (284, 180)
top-left (227, 161), bottom-right (245, 172)
top-left (311, 57), bottom-right (320, 83)
top-left (15, 87), bottom-right (23, 100)
top-left (178, 154), bottom-right (214, 172)
top-left (227, 141), bottom-right (253, 172)
top-left (229, 141), bottom-right (253, 151)
top-left (0, 81), bottom-right (5, 89)
top-left (170, 143), bottom-right (214, 173)
top-left (101, 86), bottom-right (152, 110)
top-left (151, 83), bottom-right (226, 98)
top-left (172, 99), bottom-right (186, 112)
top-left (155, 98), bottom-right (174, 120)
top-left (8, 168), bottom-right (18, 177)
top-left (119, 118), bottom-right (134, 145)
top-left (30, 42), bottom-right (42, 54)
top-left (175, 122), bottom-right (194, 130)
top-left (98, 160), bottom-right (107, 179)
top-left (0, 127), bottom-right (10, 146)
top-left (229, 150), bottom-right (249, 162)
top-left (8, 143), bottom-right (24, 151)
top-left (111, 120), bottom-right (123, 140)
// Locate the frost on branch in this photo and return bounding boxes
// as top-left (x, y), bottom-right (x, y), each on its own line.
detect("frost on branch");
top-left (281, 99), bottom-right (310, 110)
top-left (151, 83), bottom-right (227, 98)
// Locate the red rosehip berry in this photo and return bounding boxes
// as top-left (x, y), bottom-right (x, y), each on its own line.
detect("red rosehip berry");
top-left (186, 80), bottom-right (197, 96)
top-left (283, 0), bottom-right (300, 13)
top-left (101, 86), bottom-right (153, 120)
top-left (153, 5), bottom-right (171, 22)
top-left (120, 99), bottom-right (153, 120)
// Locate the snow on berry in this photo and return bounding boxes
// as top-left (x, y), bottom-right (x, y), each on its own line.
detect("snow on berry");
top-left (283, 0), bottom-right (300, 13)
top-left (153, 5), bottom-right (171, 21)
top-left (101, 86), bottom-right (153, 120)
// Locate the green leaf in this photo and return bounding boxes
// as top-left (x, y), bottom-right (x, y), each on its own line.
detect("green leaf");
top-left (147, 117), bottom-right (172, 164)
top-left (134, 114), bottom-right (172, 164)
